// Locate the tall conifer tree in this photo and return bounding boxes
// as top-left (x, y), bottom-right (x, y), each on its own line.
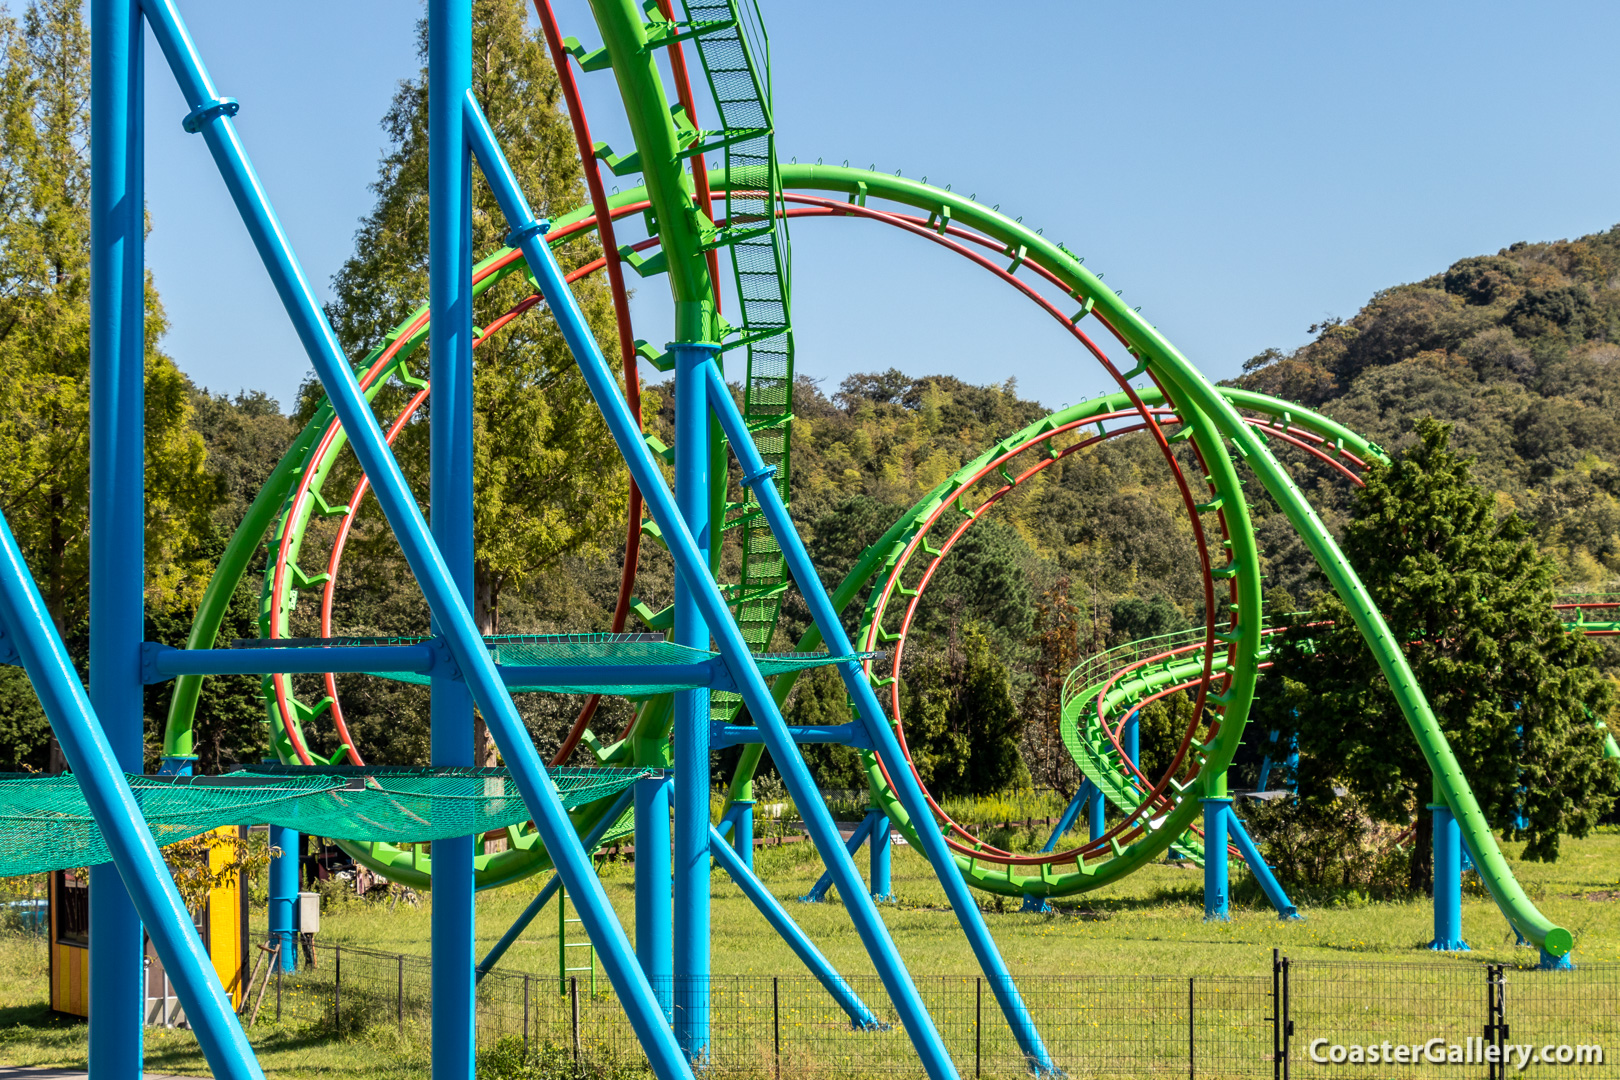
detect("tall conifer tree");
top-left (1264, 419), bottom-right (1619, 887)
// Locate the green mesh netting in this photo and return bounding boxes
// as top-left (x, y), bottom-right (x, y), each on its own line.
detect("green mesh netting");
top-left (283, 632), bottom-right (873, 695)
top-left (0, 765), bottom-right (648, 877)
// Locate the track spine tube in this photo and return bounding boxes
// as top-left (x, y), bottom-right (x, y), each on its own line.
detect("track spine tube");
top-left (708, 826), bottom-right (881, 1031)
top-left (673, 339), bottom-right (717, 1061)
top-left (635, 775), bottom-right (673, 1020)
top-left (703, 364), bottom-right (1054, 1075)
top-left (475, 131), bottom-right (960, 1080)
top-left (89, 0), bottom-right (146, 1071)
top-left (133, 10), bottom-right (692, 1075)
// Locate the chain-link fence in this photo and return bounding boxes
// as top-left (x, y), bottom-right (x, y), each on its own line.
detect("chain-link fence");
top-left (247, 945), bottom-right (1618, 1079)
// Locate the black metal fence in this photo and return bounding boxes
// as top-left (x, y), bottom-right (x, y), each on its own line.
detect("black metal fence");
top-left (254, 946), bottom-right (1619, 1079)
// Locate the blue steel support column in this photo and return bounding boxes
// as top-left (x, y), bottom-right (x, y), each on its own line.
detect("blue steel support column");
top-left (267, 824), bottom-right (299, 971)
top-left (89, 0), bottom-right (145, 1073)
top-left (430, 4), bottom-right (476, 1080)
top-left (1123, 711), bottom-right (1140, 779)
top-left (731, 799), bottom-right (756, 872)
top-left (1428, 782), bottom-right (1468, 951)
top-left (1087, 784), bottom-right (1105, 842)
top-left (634, 775), bottom-right (672, 1019)
top-left (1202, 797), bottom-right (1231, 921)
top-left (672, 340), bottom-right (717, 1062)
top-left (870, 812), bottom-right (892, 901)
top-left (735, 799), bottom-right (758, 874)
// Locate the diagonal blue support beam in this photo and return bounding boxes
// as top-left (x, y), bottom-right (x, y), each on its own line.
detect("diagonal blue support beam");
top-left (461, 95), bottom-right (967, 1080)
top-left (801, 810), bottom-right (879, 903)
top-left (476, 786), bottom-right (637, 983)
top-left (702, 363), bottom-right (1055, 1073)
top-left (1225, 806), bottom-right (1299, 920)
top-left (135, 8), bottom-right (691, 1078)
top-left (708, 827), bottom-right (883, 1030)
top-left (1041, 782), bottom-right (1092, 853)
top-left (0, 515), bottom-right (263, 1080)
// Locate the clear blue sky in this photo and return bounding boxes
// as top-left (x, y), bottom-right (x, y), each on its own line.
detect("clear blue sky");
top-left (144, 0), bottom-right (1620, 413)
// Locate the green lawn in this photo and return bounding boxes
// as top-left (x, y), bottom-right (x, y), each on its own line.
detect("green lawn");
top-left (1, 827), bottom-right (1615, 1078)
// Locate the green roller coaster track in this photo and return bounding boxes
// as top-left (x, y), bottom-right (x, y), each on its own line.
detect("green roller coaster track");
top-left (157, 0), bottom-right (1611, 958)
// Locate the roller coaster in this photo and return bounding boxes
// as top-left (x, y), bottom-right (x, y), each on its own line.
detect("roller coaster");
top-left (6, 2), bottom-right (1613, 1080)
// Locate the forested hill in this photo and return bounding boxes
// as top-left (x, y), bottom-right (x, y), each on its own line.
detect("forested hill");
top-left (1231, 225), bottom-right (1620, 595)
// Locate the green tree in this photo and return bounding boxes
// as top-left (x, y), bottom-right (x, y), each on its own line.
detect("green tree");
top-left (323, 0), bottom-right (629, 763)
top-left (1022, 576), bottom-right (1080, 795)
top-left (0, 0), bottom-right (215, 770)
top-left (901, 622), bottom-right (1024, 797)
top-left (1263, 419), bottom-right (1619, 890)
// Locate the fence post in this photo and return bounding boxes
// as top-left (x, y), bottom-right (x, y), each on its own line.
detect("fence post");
top-left (975, 976), bottom-right (983, 1079)
top-left (1272, 950), bottom-right (1281, 1080)
top-left (1487, 964), bottom-right (1507, 1080)
top-left (1281, 956), bottom-right (1291, 1080)
top-left (524, 974), bottom-right (531, 1053)
top-left (334, 944), bottom-right (342, 1032)
top-left (1188, 976), bottom-right (1195, 1080)
top-left (570, 974), bottom-right (580, 1062)
top-left (773, 976), bottom-right (780, 1080)
top-left (397, 953), bottom-right (404, 1034)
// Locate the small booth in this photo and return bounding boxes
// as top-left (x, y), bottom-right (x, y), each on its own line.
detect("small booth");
top-left (49, 825), bottom-right (249, 1022)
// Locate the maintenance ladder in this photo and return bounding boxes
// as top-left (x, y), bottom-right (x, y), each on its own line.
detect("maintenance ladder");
top-left (557, 885), bottom-right (595, 995)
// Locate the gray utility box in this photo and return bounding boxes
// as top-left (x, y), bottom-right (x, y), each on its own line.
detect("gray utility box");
top-left (297, 892), bottom-right (320, 934)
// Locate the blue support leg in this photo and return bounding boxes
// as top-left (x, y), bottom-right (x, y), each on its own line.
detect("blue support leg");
top-left (0, 520), bottom-right (263, 1080)
top-left (672, 340), bottom-right (716, 1064)
top-left (1226, 811), bottom-right (1299, 920)
top-left (1123, 711), bottom-right (1140, 777)
top-left (1202, 797), bottom-right (1231, 921)
top-left (1428, 796), bottom-right (1469, 952)
top-left (709, 828), bottom-right (883, 1030)
top-left (465, 108), bottom-right (977, 1077)
top-left (134, 16), bottom-right (691, 1077)
top-left (268, 825), bottom-right (300, 971)
top-left (89, 0), bottom-right (146, 1070)
top-left (800, 811), bottom-right (877, 903)
top-left (869, 812), bottom-right (892, 901)
top-left (1041, 783), bottom-right (1090, 853)
top-left (477, 786), bottom-right (636, 983)
top-left (731, 799), bottom-right (756, 873)
top-left (428, 4), bottom-right (476, 1080)
top-left (1087, 783), bottom-right (1105, 842)
top-left (635, 775), bottom-right (672, 1020)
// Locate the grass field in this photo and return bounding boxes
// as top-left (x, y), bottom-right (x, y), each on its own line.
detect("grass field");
top-left (1, 826), bottom-right (1615, 1078)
